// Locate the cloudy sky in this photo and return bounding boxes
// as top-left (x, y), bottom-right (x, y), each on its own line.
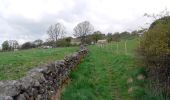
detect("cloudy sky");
top-left (0, 0), bottom-right (170, 45)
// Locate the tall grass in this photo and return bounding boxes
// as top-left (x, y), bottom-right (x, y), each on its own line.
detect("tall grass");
top-left (61, 38), bottom-right (169, 100)
top-left (61, 39), bottom-right (148, 100)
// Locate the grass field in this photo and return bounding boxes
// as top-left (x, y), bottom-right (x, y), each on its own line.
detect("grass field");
top-left (0, 47), bottom-right (78, 80)
top-left (61, 38), bottom-right (148, 100)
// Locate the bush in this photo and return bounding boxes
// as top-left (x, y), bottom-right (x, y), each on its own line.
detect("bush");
top-left (56, 37), bottom-right (72, 47)
top-left (139, 16), bottom-right (170, 94)
top-left (21, 42), bottom-right (36, 49)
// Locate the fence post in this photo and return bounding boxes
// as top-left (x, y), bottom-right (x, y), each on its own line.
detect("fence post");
top-left (125, 40), bottom-right (127, 55)
top-left (117, 42), bottom-right (119, 54)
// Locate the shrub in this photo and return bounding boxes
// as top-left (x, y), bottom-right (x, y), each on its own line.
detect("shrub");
top-left (139, 16), bottom-right (170, 94)
top-left (21, 42), bottom-right (36, 49)
top-left (56, 37), bottom-right (72, 47)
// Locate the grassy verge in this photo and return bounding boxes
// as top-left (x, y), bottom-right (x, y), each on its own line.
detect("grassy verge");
top-left (61, 39), bottom-right (147, 100)
top-left (0, 47), bottom-right (78, 80)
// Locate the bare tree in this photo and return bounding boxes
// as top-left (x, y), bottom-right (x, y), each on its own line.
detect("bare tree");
top-left (74, 21), bottom-right (94, 43)
top-left (47, 23), bottom-right (66, 42)
top-left (8, 40), bottom-right (19, 50)
top-left (144, 8), bottom-right (170, 20)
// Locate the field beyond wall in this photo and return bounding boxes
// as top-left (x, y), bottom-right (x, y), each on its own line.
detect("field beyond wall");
top-left (0, 47), bottom-right (78, 80)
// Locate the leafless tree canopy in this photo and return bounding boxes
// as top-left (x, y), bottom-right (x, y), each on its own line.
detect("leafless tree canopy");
top-left (47, 23), bottom-right (66, 42)
top-left (144, 8), bottom-right (170, 20)
top-left (8, 40), bottom-right (19, 49)
top-left (73, 21), bottom-right (94, 42)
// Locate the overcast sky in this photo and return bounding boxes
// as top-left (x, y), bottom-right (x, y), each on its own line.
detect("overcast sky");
top-left (0, 0), bottom-right (170, 45)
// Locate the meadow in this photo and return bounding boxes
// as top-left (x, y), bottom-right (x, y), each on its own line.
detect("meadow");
top-left (0, 47), bottom-right (78, 80)
top-left (0, 38), bottom-right (166, 99)
top-left (61, 38), bottom-right (149, 100)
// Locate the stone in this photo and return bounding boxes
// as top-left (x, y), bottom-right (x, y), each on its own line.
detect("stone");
top-left (16, 94), bottom-right (26, 100)
top-left (0, 81), bottom-right (20, 97)
top-left (35, 95), bottom-right (42, 100)
top-left (33, 81), bottom-right (40, 87)
top-left (127, 77), bottom-right (133, 84)
top-left (137, 74), bottom-right (145, 80)
top-left (23, 93), bottom-right (29, 99)
top-left (31, 88), bottom-right (38, 97)
top-left (5, 96), bottom-right (13, 100)
top-left (0, 96), bottom-right (12, 100)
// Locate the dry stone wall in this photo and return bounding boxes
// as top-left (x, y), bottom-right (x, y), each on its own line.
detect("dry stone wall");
top-left (0, 47), bottom-right (88, 100)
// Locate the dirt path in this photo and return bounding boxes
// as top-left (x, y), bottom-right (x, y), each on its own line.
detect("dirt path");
top-left (108, 67), bottom-right (121, 100)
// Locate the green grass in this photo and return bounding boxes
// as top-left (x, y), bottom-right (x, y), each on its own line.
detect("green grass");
top-left (61, 39), bottom-right (147, 100)
top-left (0, 47), bottom-right (78, 80)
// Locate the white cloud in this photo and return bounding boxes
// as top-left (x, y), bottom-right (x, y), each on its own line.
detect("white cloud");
top-left (0, 0), bottom-right (170, 45)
